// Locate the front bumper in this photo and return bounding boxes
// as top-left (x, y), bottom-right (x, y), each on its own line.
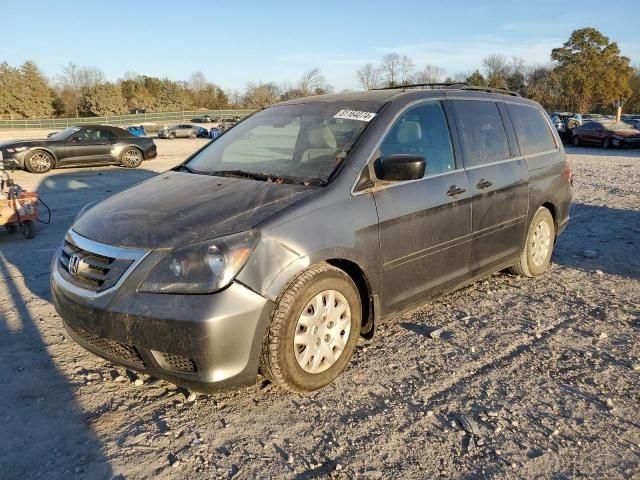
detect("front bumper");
top-left (612, 137), bottom-right (640, 148)
top-left (51, 238), bottom-right (275, 393)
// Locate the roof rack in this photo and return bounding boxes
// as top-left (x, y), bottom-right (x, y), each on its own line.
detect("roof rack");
top-left (372, 82), bottom-right (522, 97)
top-left (373, 82), bottom-right (466, 91)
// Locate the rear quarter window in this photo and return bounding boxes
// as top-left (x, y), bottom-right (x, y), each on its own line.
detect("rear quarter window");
top-left (507, 103), bottom-right (557, 156)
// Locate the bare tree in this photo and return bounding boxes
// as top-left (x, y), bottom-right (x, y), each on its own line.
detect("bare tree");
top-left (243, 82), bottom-right (281, 109)
top-left (399, 56), bottom-right (415, 85)
top-left (482, 54), bottom-right (511, 88)
top-left (356, 63), bottom-right (380, 90)
top-left (414, 65), bottom-right (447, 84)
top-left (189, 71), bottom-right (208, 107)
top-left (298, 68), bottom-right (331, 96)
top-left (58, 63), bottom-right (106, 116)
top-left (379, 53), bottom-right (402, 87)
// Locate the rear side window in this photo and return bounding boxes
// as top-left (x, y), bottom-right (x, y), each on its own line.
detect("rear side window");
top-left (507, 104), bottom-right (557, 156)
top-left (452, 100), bottom-right (510, 167)
top-left (380, 100), bottom-right (455, 176)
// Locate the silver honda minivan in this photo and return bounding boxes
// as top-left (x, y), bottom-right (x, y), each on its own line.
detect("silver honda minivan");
top-left (51, 86), bottom-right (572, 393)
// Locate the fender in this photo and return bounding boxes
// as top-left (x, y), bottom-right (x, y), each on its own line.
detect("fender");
top-left (236, 237), bottom-right (378, 303)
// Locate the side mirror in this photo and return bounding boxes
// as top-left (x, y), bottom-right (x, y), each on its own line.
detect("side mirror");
top-left (376, 154), bottom-right (426, 182)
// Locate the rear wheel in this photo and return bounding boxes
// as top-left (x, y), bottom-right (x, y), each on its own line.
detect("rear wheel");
top-left (261, 263), bottom-right (361, 392)
top-left (25, 150), bottom-right (53, 174)
top-left (189, 132), bottom-right (197, 139)
top-left (121, 147), bottom-right (143, 168)
top-left (572, 135), bottom-right (580, 147)
top-left (510, 207), bottom-right (555, 277)
top-left (169, 132), bottom-right (176, 139)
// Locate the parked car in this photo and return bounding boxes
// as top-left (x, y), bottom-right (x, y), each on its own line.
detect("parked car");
top-left (0, 125), bottom-right (157, 173)
top-left (158, 124), bottom-right (198, 139)
top-left (191, 115), bottom-right (213, 123)
top-left (549, 112), bottom-right (581, 142)
top-left (624, 118), bottom-right (640, 130)
top-left (193, 125), bottom-right (210, 138)
top-left (125, 125), bottom-right (146, 137)
top-left (571, 120), bottom-right (640, 148)
top-left (51, 87), bottom-right (572, 393)
top-left (218, 119), bottom-right (238, 133)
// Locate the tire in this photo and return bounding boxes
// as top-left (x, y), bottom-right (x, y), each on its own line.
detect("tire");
top-left (169, 132), bottom-right (176, 139)
top-left (567, 119), bottom-right (579, 129)
top-left (510, 207), bottom-right (555, 277)
top-left (24, 150), bottom-right (53, 174)
top-left (260, 263), bottom-right (362, 393)
top-left (602, 138), bottom-right (611, 149)
top-left (189, 132), bottom-right (197, 139)
top-left (21, 220), bottom-right (35, 239)
top-left (120, 147), bottom-right (143, 168)
top-left (5, 223), bottom-right (18, 234)
top-left (572, 135), bottom-right (580, 147)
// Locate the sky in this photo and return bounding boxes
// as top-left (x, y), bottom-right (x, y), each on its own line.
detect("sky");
top-left (1, 0), bottom-right (638, 92)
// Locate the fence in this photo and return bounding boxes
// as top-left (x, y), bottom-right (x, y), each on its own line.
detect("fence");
top-left (0, 109), bottom-right (255, 129)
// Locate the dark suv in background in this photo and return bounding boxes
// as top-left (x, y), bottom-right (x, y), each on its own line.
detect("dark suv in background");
top-left (51, 85), bottom-right (572, 393)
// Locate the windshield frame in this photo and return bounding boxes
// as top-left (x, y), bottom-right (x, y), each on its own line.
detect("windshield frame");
top-left (181, 101), bottom-right (383, 186)
top-left (48, 126), bottom-right (82, 141)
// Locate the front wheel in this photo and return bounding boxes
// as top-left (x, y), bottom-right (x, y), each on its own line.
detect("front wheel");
top-left (189, 132), bottom-right (197, 139)
top-left (572, 135), bottom-right (580, 147)
top-left (510, 207), bottom-right (555, 277)
top-left (602, 138), bottom-right (611, 149)
top-left (121, 147), bottom-right (143, 168)
top-left (261, 263), bottom-right (361, 392)
top-left (25, 150), bottom-right (53, 174)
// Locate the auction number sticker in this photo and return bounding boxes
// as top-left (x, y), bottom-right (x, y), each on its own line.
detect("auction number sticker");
top-left (333, 110), bottom-right (377, 122)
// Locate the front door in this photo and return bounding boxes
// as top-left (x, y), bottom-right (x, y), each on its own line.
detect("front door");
top-left (450, 99), bottom-right (528, 276)
top-left (372, 100), bottom-right (472, 313)
top-left (59, 128), bottom-right (113, 164)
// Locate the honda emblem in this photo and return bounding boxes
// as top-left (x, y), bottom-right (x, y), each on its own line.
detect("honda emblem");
top-left (68, 254), bottom-right (81, 276)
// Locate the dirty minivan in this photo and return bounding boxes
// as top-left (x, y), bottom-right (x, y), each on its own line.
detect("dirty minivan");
top-left (51, 85), bottom-right (572, 393)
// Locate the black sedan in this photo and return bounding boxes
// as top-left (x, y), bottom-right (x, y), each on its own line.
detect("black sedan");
top-left (0, 125), bottom-right (157, 174)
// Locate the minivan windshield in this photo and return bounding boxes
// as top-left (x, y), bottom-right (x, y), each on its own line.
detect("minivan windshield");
top-left (184, 102), bottom-right (379, 184)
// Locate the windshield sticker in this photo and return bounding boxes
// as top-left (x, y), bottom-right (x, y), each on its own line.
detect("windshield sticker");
top-left (333, 110), bottom-right (377, 122)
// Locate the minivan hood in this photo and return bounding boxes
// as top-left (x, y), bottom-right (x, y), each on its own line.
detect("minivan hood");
top-left (73, 171), bottom-right (317, 249)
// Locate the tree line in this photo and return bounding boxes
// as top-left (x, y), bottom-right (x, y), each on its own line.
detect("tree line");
top-left (355, 28), bottom-right (639, 114)
top-left (0, 27), bottom-right (638, 119)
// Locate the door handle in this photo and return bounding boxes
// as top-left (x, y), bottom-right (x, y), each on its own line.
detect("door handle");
top-left (476, 178), bottom-right (493, 189)
top-left (446, 185), bottom-right (466, 196)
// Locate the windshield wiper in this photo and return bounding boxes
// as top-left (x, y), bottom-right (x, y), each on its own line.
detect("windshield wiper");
top-left (174, 164), bottom-right (200, 174)
top-left (208, 170), bottom-right (323, 186)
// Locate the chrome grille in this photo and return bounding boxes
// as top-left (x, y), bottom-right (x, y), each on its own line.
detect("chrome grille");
top-left (59, 240), bottom-right (133, 292)
top-left (55, 230), bottom-right (146, 296)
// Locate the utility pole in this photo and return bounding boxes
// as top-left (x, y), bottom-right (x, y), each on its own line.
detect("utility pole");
top-left (613, 99), bottom-right (624, 122)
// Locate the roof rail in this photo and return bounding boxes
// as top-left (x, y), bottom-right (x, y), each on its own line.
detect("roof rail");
top-left (372, 82), bottom-right (522, 97)
top-left (372, 82), bottom-right (466, 91)
top-left (457, 85), bottom-right (522, 97)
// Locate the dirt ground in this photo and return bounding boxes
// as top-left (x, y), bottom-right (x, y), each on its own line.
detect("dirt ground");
top-left (0, 129), bottom-right (638, 480)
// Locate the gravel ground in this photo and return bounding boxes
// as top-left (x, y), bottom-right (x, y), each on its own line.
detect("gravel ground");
top-left (0, 130), bottom-right (638, 480)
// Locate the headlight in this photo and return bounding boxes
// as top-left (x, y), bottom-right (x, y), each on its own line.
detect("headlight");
top-left (5, 146), bottom-right (27, 153)
top-left (139, 230), bottom-right (260, 294)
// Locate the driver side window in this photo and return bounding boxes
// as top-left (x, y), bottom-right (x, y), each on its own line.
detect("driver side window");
top-left (380, 101), bottom-right (455, 177)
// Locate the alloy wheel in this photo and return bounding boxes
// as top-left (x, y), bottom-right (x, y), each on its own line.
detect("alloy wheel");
top-left (123, 148), bottom-right (142, 167)
top-left (29, 152), bottom-right (52, 172)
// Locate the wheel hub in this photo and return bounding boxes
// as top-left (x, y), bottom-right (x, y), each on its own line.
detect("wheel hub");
top-left (531, 220), bottom-right (552, 267)
top-left (294, 289), bottom-right (351, 374)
